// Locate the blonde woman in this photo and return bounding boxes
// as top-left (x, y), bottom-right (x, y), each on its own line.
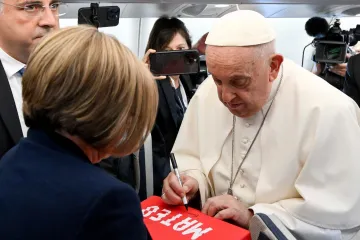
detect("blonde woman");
top-left (0, 26), bottom-right (158, 239)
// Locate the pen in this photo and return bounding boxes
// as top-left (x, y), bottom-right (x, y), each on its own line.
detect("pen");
top-left (170, 153), bottom-right (189, 211)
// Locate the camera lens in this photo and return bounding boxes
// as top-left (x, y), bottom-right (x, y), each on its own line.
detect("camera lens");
top-left (185, 53), bottom-right (196, 65)
top-left (107, 9), bottom-right (119, 21)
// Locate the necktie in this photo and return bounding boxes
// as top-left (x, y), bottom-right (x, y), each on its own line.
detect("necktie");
top-left (173, 88), bottom-right (186, 129)
top-left (18, 67), bottom-right (25, 77)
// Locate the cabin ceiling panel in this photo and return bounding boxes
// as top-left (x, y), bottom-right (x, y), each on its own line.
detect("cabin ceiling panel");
top-left (63, 0), bottom-right (360, 4)
top-left (60, 2), bottom-right (360, 18)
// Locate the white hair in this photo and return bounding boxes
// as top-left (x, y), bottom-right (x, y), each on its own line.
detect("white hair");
top-left (255, 40), bottom-right (276, 58)
top-left (251, 40), bottom-right (276, 65)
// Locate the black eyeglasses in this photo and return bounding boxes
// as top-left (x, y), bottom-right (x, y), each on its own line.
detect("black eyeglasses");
top-left (0, 1), bottom-right (67, 17)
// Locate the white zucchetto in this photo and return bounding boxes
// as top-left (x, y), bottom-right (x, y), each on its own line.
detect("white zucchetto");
top-left (205, 10), bottom-right (276, 47)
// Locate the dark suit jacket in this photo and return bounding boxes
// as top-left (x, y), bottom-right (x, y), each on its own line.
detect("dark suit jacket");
top-left (0, 128), bottom-right (151, 240)
top-left (151, 75), bottom-right (196, 196)
top-left (344, 54), bottom-right (360, 107)
top-left (0, 60), bottom-right (23, 158)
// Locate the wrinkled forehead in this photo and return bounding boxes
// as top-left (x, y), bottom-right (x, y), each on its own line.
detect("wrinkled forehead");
top-left (6, 0), bottom-right (54, 4)
top-left (206, 45), bottom-right (256, 71)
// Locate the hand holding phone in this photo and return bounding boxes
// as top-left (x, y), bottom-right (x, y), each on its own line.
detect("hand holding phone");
top-left (143, 49), bottom-right (167, 80)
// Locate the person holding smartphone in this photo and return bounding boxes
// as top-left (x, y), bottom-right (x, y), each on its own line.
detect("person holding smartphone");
top-left (142, 16), bottom-right (199, 197)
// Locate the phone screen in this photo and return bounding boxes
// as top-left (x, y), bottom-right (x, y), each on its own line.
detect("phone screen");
top-left (149, 50), bottom-right (200, 76)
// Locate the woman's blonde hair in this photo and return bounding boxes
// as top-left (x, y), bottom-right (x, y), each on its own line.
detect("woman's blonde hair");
top-left (23, 25), bottom-right (158, 156)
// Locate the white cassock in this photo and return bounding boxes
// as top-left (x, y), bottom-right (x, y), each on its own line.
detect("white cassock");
top-left (171, 58), bottom-right (360, 239)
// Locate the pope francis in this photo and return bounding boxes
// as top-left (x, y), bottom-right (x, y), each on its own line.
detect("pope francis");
top-left (161, 10), bottom-right (360, 240)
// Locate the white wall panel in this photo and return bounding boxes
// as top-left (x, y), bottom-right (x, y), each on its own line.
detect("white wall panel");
top-left (60, 18), bottom-right (141, 56)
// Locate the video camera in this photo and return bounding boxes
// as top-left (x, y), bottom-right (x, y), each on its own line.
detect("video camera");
top-left (304, 17), bottom-right (360, 65)
top-left (313, 20), bottom-right (360, 64)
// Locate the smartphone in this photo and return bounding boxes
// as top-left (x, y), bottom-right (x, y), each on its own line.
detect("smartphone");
top-left (149, 50), bottom-right (200, 76)
top-left (78, 6), bottom-right (120, 28)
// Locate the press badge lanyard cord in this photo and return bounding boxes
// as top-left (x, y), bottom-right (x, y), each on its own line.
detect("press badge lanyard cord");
top-left (227, 66), bottom-right (284, 196)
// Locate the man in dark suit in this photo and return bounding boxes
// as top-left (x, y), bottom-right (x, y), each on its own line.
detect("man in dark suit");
top-left (0, 0), bottom-right (59, 157)
top-left (344, 54), bottom-right (360, 107)
top-left (0, 1), bottom-right (144, 198)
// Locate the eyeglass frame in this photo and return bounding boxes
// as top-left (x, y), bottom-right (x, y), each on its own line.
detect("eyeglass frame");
top-left (0, 1), bottom-right (67, 17)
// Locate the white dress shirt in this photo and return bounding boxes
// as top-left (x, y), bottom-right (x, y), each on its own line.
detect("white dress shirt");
top-left (0, 48), bottom-right (28, 137)
top-left (169, 76), bottom-right (188, 108)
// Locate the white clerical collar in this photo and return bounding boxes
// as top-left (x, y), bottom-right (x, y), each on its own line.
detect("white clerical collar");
top-left (0, 48), bottom-right (26, 79)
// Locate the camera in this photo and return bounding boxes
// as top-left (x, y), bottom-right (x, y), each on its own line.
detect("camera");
top-left (305, 17), bottom-right (360, 65)
top-left (314, 20), bottom-right (360, 64)
top-left (107, 8), bottom-right (119, 21)
top-left (184, 52), bottom-right (198, 65)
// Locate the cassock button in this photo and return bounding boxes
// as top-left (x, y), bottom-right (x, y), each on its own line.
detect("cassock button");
top-left (241, 184), bottom-right (245, 188)
top-left (240, 169), bottom-right (244, 174)
top-left (245, 123), bottom-right (251, 128)
top-left (242, 138), bottom-right (249, 144)
top-left (241, 153), bottom-right (246, 159)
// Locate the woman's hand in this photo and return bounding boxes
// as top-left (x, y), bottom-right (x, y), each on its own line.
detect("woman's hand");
top-left (143, 49), bottom-right (166, 80)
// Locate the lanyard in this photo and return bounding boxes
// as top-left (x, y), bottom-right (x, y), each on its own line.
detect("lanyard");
top-left (228, 66), bottom-right (284, 196)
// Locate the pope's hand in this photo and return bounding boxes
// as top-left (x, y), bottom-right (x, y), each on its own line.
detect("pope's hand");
top-left (142, 49), bottom-right (166, 80)
top-left (161, 172), bottom-right (199, 205)
top-left (202, 195), bottom-right (254, 229)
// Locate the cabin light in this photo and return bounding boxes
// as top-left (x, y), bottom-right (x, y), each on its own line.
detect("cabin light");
top-left (215, 4), bottom-right (229, 8)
